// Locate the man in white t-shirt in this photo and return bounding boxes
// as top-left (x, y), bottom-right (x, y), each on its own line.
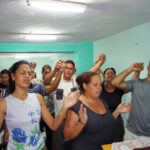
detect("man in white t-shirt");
top-left (52, 60), bottom-right (78, 150)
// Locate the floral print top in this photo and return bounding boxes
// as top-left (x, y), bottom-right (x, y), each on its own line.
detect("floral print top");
top-left (5, 93), bottom-right (44, 150)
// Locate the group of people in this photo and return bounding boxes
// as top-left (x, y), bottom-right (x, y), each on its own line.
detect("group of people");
top-left (0, 53), bottom-right (149, 150)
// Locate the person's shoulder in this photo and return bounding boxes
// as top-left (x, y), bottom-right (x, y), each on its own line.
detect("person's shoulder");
top-left (126, 78), bottom-right (140, 83)
top-left (70, 100), bottom-right (81, 111)
top-left (116, 87), bottom-right (124, 93)
top-left (31, 78), bottom-right (43, 85)
top-left (34, 93), bottom-right (43, 102)
top-left (29, 92), bottom-right (41, 98)
top-left (133, 78), bottom-right (145, 83)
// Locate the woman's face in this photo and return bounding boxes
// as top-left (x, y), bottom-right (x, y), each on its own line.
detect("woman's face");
top-left (12, 64), bottom-right (32, 89)
top-left (84, 74), bottom-right (102, 98)
top-left (104, 69), bottom-right (116, 82)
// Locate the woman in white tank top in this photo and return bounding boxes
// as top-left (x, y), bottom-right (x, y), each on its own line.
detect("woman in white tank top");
top-left (0, 60), bottom-right (80, 150)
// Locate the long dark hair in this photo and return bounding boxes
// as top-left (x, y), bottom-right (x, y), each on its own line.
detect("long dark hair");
top-left (9, 60), bottom-right (31, 93)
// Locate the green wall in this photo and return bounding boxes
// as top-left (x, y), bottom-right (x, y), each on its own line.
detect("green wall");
top-left (94, 22), bottom-right (150, 77)
top-left (0, 43), bottom-right (76, 53)
top-left (73, 42), bottom-right (93, 75)
top-left (0, 42), bottom-right (93, 76)
top-left (93, 21), bottom-right (150, 126)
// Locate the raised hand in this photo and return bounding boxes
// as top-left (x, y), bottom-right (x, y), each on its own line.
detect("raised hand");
top-left (54, 59), bottom-right (64, 72)
top-left (59, 62), bottom-right (66, 72)
top-left (95, 53), bottom-right (106, 66)
top-left (116, 102), bottom-right (131, 114)
top-left (79, 104), bottom-right (88, 125)
top-left (63, 90), bottom-right (80, 109)
top-left (30, 61), bottom-right (37, 69)
top-left (131, 62), bottom-right (144, 72)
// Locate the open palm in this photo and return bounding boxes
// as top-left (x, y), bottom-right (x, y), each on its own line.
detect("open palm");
top-left (63, 91), bottom-right (80, 109)
top-left (117, 102), bottom-right (131, 114)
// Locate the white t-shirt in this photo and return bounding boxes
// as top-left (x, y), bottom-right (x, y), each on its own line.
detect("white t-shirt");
top-left (53, 78), bottom-right (78, 117)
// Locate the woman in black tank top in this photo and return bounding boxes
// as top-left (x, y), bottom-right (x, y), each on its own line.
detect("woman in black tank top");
top-left (63, 72), bottom-right (131, 150)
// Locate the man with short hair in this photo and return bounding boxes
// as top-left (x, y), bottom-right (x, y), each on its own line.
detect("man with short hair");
top-left (0, 69), bottom-right (9, 99)
top-left (0, 69), bottom-right (10, 150)
top-left (31, 64), bottom-right (51, 84)
top-left (42, 65), bottom-right (52, 81)
top-left (51, 60), bottom-right (78, 150)
top-left (111, 62), bottom-right (150, 140)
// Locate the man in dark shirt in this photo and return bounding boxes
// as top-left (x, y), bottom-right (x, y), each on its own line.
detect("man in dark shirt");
top-left (0, 69), bottom-right (9, 150)
top-left (0, 69), bottom-right (9, 99)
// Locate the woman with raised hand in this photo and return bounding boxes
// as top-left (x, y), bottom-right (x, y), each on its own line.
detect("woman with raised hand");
top-left (0, 60), bottom-right (79, 150)
top-left (63, 72), bottom-right (131, 150)
top-left (90, 54), bottom-right (141, 142)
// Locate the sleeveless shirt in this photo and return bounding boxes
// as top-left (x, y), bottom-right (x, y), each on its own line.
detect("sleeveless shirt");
top-left (5, 93), bottom-right (44, 150)
top-left (63, 100), bottom-right (115, 150)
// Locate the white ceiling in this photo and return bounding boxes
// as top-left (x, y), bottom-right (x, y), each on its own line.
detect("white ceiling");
top-left (0, 0), bottom-right (150, 43)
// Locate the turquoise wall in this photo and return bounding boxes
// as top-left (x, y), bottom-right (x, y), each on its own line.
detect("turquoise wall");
top-left (93, 21), bottom-right (150, 126)
top-left (0, 43), bottom-right (76, 53)
top-left (94, 22), bottom-right (150, 77)
top-left (73, 42), bottom-right (93, 74)
top-left (0, 42), bottom-right (93, 77)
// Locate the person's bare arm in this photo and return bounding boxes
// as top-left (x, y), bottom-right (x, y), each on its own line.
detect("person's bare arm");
top-left (37, 91), bottom-right (80, 131)
top-left (131, 71), bottom-right (140, 80)
top-left (44, 71), bottom-right (62, 94)
top-left (112, 62), bottom-right (144, 90)
top-left (89, 54), bottom-right (106, 73)
top-left (44, 59), bottom-right (65, 94)
top-left (44, 59), bottom-right (64, 85)
top-left (3, 121), bottom-right (9, 142)
top-left (43, 69), bottom-right (58, 85)
top-left (112, 102), bottom-right (131, 119)
top-left (63, 104), bottom-right (88, 141)
top-left (0, 99), bottom-right (6, 129)
top-left (131, 63), bottom-right (143, 80)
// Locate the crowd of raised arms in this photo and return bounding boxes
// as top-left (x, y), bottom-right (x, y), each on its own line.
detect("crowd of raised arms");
top-left (0, 53), bottom-right (150, 150)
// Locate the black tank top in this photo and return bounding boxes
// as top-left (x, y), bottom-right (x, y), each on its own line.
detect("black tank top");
top-left (63, 100), bottom-right (115, 150)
